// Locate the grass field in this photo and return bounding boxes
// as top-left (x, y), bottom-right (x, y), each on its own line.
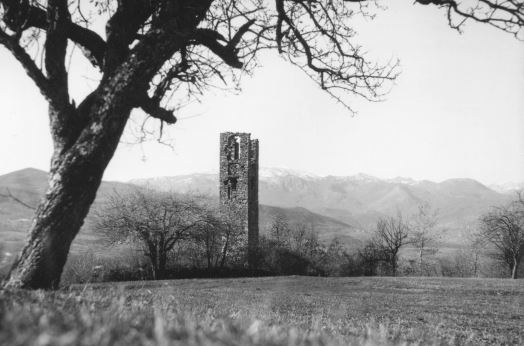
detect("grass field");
top-left (1, 276), bottom-right (522, 345)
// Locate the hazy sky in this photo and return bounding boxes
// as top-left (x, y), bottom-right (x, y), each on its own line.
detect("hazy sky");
top-left (0, 2), bottom-right (523, 185)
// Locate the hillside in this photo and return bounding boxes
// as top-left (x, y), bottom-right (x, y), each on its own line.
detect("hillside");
top-left (259, 205), bottom-right (362, 249)
top-left (0, 169), bottom-right (359, 258)
top-left (0, 169), bottom-right (137, 257)
top-left (131, 168), bottom-right (512, 245)
top-left (1, 167), bottom-right (514, 260)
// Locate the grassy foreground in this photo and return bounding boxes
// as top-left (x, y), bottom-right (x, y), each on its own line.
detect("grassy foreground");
top-left (0, 276), bottom-right (522, 346)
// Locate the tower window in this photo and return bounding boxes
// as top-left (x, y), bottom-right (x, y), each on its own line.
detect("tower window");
top-left (233, 138), bottom-right (240, 159)
top-left (227, 135), bottom-right (241, 160)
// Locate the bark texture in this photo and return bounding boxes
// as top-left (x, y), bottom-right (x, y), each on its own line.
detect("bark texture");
top-left (3, 87), bottom-right (132, 289)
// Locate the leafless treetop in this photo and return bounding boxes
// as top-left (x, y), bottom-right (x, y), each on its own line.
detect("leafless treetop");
top-left (1, 0), bottom-right (519, 128)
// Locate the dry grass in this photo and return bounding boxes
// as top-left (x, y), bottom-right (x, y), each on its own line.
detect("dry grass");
top-left (0, 276), bottom-right (522, 345)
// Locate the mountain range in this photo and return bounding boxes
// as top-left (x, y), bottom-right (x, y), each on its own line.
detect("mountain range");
top-left (131, 168), bottom-right (514, 244)
top-left (0, 168), bottom-right (516, 259)
top-left (0, 168), bottom-right (360, 257)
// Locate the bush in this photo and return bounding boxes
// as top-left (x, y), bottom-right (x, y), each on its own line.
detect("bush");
top-left (338, 252), bottom-right (368, 276)
top-left (435, 250), bottom-right (482, 277)
top-left (264, 246), bottom-right (313, 275)
top-left (61, 251), bottom-right (100, 285)
top-left (61, 250), bottom-right (152, 286)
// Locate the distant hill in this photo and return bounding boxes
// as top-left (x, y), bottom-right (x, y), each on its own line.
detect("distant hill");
top-left (131, 168), bottom-right (513, 245)
top-left (489, 181), bottom-right (524, 193)
top-left (259, 205), bottom-right (362, 250)
top-left (131, 173), bottom-right (218, 196)
top-left (1, 167), bottom-right (514, 261)
top-left (0, 168), bottom-right (134, 257)
top-left (0, 168), bottom-right (360, 258)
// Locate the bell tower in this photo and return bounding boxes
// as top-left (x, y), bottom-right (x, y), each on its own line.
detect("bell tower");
top-left (219, 132), bottom-right (259, 267)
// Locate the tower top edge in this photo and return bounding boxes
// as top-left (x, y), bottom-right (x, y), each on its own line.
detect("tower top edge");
top-left (220, 132), bottom-right (256, 138)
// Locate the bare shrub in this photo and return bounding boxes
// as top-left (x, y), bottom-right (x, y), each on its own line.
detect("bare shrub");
top-left (373, 213), bottom-right (411, 276)
top-left (191, 207), bottom-right (245, 271)
top-left (410, 203), bottom-right (440, 275)
top-left (61, 250), bottom-right (152, 286)
top-left (95, 190), bottom-right (207, 280)
top-left (479, 195), bottom-right (524, 279)
top-left (61, 251), bottom-right (100, 285)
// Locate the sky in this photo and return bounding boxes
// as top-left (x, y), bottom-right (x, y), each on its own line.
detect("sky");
top-left (0, 2), bottom-right (523, 185)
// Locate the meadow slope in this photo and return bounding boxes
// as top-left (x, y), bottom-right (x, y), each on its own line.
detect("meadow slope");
top-left (1, 276), bottom-right (522, 346)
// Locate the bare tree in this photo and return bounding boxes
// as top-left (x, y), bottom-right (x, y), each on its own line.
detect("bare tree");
top-left (373, 213), bottom-right (411, 276)
top-left (410, 203), bottom-right (439, 275)
top-left (290, 222), bottom-right (324, 262)
top-left (290, 222), bottom-right (311, 254)
top-left (95, 190), bottom-right (206, 280)
top-left (357, 241), bottom-right (382, 276)
top-left (193, 207), bottom-right (244, 270)
top-left (479, 198), bottom-right (524, 279)
top-left (270, 212), bottom-right (292, 248)
top-left (463, 224), bottom-right (485, 277)
top-left (0, 1), bottom-right (521, 289)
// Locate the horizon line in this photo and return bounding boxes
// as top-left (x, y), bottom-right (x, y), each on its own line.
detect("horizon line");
top-left (2, 166), bottom-right (523, 190)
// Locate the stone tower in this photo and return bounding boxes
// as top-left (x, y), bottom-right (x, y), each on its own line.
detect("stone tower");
top-left (219, 132), bottom-right (259, 267)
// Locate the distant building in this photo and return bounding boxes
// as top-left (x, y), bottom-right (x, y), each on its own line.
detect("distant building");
top-left (219, 132), bottom-right (259, 267)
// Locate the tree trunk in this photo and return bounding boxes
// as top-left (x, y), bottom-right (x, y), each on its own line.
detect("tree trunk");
top-left (473, 252), bottom-right (479, 277)
top-left (388, 250), bottom-right (399, 277)
top-left (3, 159), bottom-right (118, 288)
top-left (1, 1), bottom-right (212, 290)
top-left (392, 261), bottom-right (397, 277)
top-left (511, 258), bottom-right (519, 279)
top-left (391, 252), bottom-right (398, 277)
top-left (206, 239), bottom-right (212, 270)
top-left (158, 249), bottom-right (167, 280)
top-left (419, 247), bottom-right (424, 275)
top-left (3, 101), bottom-right (131, 289)
top-left (220, 232), bottom-right (230, 269)
top-left (147, 242), bottom-right (159, 281)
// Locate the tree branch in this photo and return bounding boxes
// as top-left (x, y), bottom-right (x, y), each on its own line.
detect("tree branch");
top-left (228, 19), bottom-right (256, 49)
top-left (0, 0), bottom-right (107, 67)
top-left (139, 95), bottom-right (177, 124)
top-left (0, 29), bottom-right (57, 104)
top-left (416, 0), bottom-right (524, 37)
top-left (193, 28), bottom-right (243, 68)
top-left (104, 0), bottom-right (154, 74)
top-left (193, 19), bottom-right (256, 69)
top-left (45, 0), bottom-right (69, 91)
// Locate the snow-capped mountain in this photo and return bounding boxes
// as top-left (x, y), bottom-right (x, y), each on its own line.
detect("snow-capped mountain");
top-left (488, 182), bottom-right (524, 194)
top-left (0, 169), bottom-right (359, 254)
top-left (129, 168), bottom-right (512, 245)
top-left (1, 168), bottom-right (513, 253)
top-left (259, 167), bottom-right (319, 180)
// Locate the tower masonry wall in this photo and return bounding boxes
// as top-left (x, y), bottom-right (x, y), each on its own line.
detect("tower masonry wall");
top-left (219, 132), bottom-right (259, 266)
